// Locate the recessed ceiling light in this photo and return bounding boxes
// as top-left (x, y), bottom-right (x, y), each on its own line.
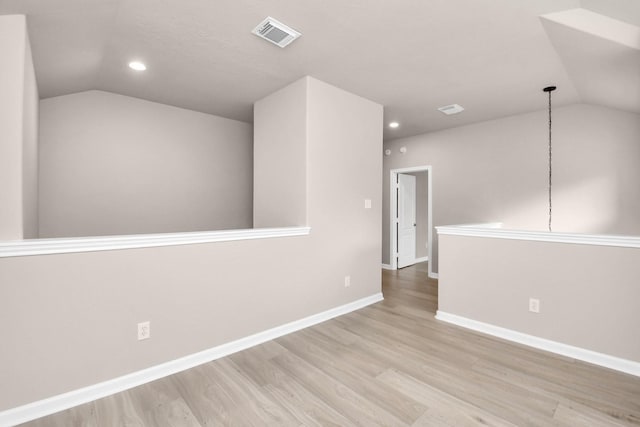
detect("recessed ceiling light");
top-left (389, 122), bottom-right (400, 128)
top-left (128, 61), bottom-right (147, 71)
top-left (437, 104), bottom-right (464, 115)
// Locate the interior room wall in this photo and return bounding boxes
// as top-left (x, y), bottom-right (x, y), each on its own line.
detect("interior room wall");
top-left (0, 15), bottom-right (38, 240)
top-left (438, 234), bottom-right (640, 363)
top-left (22, 29), bottom-right (39, 239)
top-left (383, 103), bottom-right (640, 273)
top-left (0, 76), bottom-right (383, 411)
top-left (38, 90), bottom-right (253, 238)
top-left (253, 78), bottom-right (307, 227)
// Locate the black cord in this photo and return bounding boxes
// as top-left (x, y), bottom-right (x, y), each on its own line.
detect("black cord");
top-left (543, 86), bottom-right (556, 232)
top-left (548, 90), bottom-right (552, 232)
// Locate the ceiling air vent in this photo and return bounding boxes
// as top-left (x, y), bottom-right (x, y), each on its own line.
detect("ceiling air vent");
top-left (437, 104), bottom-right (465, 115)
top-left (252, 16), bottom-right (301, 48)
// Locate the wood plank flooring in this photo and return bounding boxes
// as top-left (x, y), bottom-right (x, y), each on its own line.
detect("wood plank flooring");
top-left (20, 263), bottom-right (640, 426)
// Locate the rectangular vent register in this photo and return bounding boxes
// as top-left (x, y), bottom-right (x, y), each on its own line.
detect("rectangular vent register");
top-left (252, 16), bottom-right (301, 48)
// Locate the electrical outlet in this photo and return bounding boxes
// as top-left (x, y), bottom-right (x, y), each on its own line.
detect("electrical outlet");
top-left (137, 321), bottom-right (151, 340)
top-left (344, 276), bottom-right (351, 287)
top-left (529, 298), bottom-right (540, 313)
top-left (364, 199), bottom-right (372, 209)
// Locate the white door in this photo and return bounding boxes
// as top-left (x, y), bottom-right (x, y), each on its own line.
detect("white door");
top-left (397, 173), bottom-right (416, 268)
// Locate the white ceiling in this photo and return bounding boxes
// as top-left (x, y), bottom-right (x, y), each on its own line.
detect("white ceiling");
top-left (0, 0), bottom-right (638, 140)
top-left (542, 8), bottom-right (640, 115)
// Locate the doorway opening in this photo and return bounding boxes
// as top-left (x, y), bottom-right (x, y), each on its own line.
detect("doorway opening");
top-left (390, 166), bottom-right (435, 278)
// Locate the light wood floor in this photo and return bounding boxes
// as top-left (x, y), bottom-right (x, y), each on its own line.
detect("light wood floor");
top-left (21, 263), bottom-right (640, 426)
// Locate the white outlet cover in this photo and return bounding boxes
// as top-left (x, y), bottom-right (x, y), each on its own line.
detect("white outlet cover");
top-left (529, 298), bottom-right (540, 313)
top-left (138, 321), bottom-right (151, 340)
top-left (365, 199), bottom-right (372, 209)
top-left (344, 276), bottom-right (351, 287)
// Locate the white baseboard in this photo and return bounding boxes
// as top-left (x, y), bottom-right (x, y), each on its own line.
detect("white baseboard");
top-left (428, 272), bottom-right (439, 279)
top-left (0, 293), bottom-right (384, 426)
top-left (415, 256), bottom-right (429, 263)
top-left (435, 311), bottom-right (640, 378)
top-left (381, 263), bottom-right (393, 270)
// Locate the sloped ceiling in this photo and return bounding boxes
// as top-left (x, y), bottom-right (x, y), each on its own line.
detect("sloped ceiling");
top-left (0, 0), bottom-right (637, 140)
top-left (541, 8), bottom-right (640, 115)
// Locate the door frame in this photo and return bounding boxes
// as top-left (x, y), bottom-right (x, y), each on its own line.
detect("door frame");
top-left (390, 166), bottom-right (434, 278)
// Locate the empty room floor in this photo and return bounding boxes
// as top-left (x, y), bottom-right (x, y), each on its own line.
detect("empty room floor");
top-left (20, 263), bottom-right (640, 426)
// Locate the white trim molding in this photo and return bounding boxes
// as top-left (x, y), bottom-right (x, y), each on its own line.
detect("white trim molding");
top-left (0, 293), bottom-right (384, 426)
top-left (414, 256), bottom-right (429, 263)
top-left (436, 223), bottom-right (640, 249)
top-left (381, 263), bottom-right (393, 270)
top-left (0, 227), bottom-right (311, 258)
top-left (436, 311), bottom-right (640, 378)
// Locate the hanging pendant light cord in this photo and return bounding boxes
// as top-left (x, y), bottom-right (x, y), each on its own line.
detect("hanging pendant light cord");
top-left (547, 90), bottom-right (552, 232)
top-left (543, 85), bottom-right (556, 232)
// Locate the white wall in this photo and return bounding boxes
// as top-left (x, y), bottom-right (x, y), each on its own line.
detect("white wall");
top-left (253, 78), bottom-right (307, 227)
top-left (0, 15), bottom-right (39, 240)
top-left (0, 76), bottom-right (383, 411)
top-left (383, 104), bottom-right (640, 272)
top-left (22, 28), bottom-right (39, 239)
top-left (39, 91), bottom-right (253, 237)
top-left (438, 233), bottom-right (640, 363)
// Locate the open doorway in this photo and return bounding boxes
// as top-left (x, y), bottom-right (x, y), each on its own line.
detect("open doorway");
top-left (390, 166), bottom-right (435, 278)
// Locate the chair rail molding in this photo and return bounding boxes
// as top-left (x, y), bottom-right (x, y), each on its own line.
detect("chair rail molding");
top-left (0, 227), bottom-right (312, 258)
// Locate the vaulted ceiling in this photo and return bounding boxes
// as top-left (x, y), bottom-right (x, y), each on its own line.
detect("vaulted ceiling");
top-left (1, 0), bottom-right (638, 140)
